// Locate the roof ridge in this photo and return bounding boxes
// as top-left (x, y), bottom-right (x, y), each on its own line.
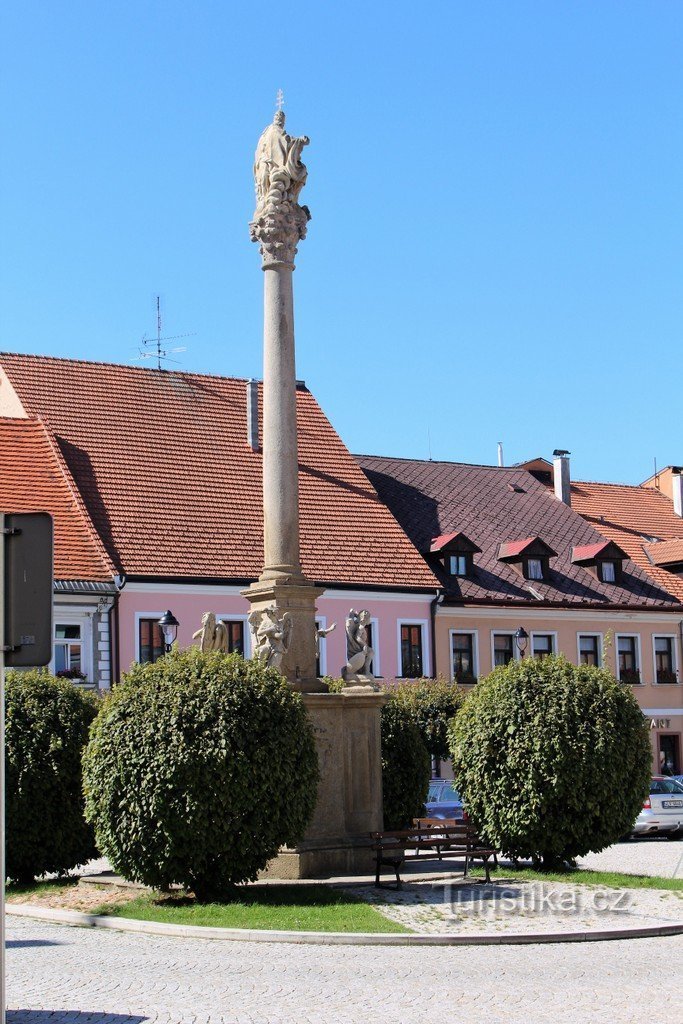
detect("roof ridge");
top-left (356, 453), bottom-right (524, 472)
top-left (33, 416), bottom-right (116, 579)
top-left (0, 351), bottom-right (259, 387)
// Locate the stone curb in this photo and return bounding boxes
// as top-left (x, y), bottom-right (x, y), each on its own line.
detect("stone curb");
top-left (7, 902), bottom-right (683, 946)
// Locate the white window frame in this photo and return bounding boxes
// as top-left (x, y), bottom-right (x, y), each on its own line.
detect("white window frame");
top-left (367, 616), bottom-right (381, 677)
top-left (218, 613), bottom-right (252, 658)
top-left (616, 633), bottom-right (642, 683)
top-left (134, 611), bottom-right (165, 663)
top-left (449, 554), bottom-right (467, 577)
top-left (315, 615), bottom-right (329, 677)
top-left (449, 628), bottom-right (479, 683)
top-left (52, 612), bottom-right (93, 684)
top-left (396, 619), bottom-right (430, 678)
top-left (576, 632), bottom-right (603, 668)
top-left (652, 634), bottom-right (679, 685)
top-left (530, 630), bottom-right (558, 659)
top-left (490, 630), bottom-right (521, 669)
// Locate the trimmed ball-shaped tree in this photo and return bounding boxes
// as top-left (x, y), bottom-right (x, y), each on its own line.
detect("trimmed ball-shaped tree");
top-left (6, 669), bottom-right (100, 883)
top-left (449, 656), bottom-right (652, 867)
top-left (392, 678), bottom-right (464, 761)
top-left (83, 647), bottom-right (319, 898)
top-left (381, 695), bottom-right (430, 829)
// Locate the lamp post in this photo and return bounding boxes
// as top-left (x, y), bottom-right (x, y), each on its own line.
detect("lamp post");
top-left (514, 626), bottom-right (529, 659)
top-left (158, 610), bottom-right (179, 653)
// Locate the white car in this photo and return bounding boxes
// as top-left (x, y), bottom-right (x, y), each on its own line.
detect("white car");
top-left (632, 777), bottom-right (683, 837)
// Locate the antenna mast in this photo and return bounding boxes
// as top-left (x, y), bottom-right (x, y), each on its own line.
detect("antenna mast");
top-left (137, 296), bottom-right (195, 370)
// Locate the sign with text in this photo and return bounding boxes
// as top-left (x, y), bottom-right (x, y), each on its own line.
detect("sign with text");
top-left (4, 512), bottom-right (53, 667)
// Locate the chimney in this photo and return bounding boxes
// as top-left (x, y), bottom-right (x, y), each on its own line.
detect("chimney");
top-left (246, 379), bottom-right (259, 451)
top-left (672, 467), bottom-right (683, 517)
top-left (553, 449), bottom-right (571, 506)
top-left (497, 442), bottom-right (504, 467)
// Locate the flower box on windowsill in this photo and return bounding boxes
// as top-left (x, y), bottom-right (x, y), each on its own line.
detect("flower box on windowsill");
top-left (656, 670), bottom-right (678, 684)
top-left (619, 669), bottom-right (641, 685)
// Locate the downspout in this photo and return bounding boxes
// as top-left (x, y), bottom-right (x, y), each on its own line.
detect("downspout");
top-left (430, 590), bottom-right (445, 679)
top-left (111, 573), bottom-right (126, 686)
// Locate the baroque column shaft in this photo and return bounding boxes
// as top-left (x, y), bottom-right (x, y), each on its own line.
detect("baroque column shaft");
top-left (262, 264), bottom-right (300, 579)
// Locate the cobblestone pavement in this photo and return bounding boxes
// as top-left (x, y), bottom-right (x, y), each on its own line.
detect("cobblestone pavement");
top-left (578, 836), bottom-right (683, 877)
top-left (345, 878), bottom-right (683, 934)
top-left (7, 915), bottom-right (683, 1024)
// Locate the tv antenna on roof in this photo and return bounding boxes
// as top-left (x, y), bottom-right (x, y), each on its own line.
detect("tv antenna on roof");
top-left (136, 296), bottom-right (195, 370)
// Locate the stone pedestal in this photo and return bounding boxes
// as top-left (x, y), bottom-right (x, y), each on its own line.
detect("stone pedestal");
top-left (262, 690), bottom-right (386, 878)
top-left (241, 578), bottom-right (325, 693)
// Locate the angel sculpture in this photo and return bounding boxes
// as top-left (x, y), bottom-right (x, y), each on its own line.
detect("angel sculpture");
top-left (253, 110), bottom-right (309, 213)
top-left (192, 611), bottom-right (229, 654)
top-left (341, 609), bottom-right (374, 681)
top-left (248, 605), bottom-right (293, 671)
top-left (315, 621), bottom-right (336, 661)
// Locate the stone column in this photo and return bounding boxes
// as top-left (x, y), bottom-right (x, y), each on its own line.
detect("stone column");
top-left (242, 110), bottom-right (322, 691)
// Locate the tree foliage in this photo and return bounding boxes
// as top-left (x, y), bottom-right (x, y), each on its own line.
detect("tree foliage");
top-left (449, 656), bottom-right (652, 866)
top-left (83, 648), bottom-right (319, 898)
top-left (391, 678), bottom-right (464, 760)
top-left (381, 695), bottom-right (430, 829)
top-left (6, 670), bottom-right (100, 883)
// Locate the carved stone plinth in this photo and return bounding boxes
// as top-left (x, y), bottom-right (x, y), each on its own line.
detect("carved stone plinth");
top-left (241, 578), bottom-right (326, 692)
top-left (261, 690), bottom-right (387, 878)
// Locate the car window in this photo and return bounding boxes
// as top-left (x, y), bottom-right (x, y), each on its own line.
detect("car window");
top-left (441, 784), bottom-right (460, 803)
top-left (651, 778), bottom-right (683, 794)
top-left (427, 782), bottom-right (443, 802)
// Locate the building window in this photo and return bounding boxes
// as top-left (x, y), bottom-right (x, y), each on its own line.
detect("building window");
top-left (618, 636), bottom-right (640, 683)
top-left (579, 635), bottom-right (600, 667)
top-left (527, 558), bottom-right (543, 580)
top-left (449, 554), bottom-right (468, 576)
top-left (54, 623), bottom-right (85, 680)
top-left (139, 618), bottom-right (164, 664)
top-left (221, 620), bottom-right (245, 656)
top-left (493, 633), bottom-right (514, 667)
top-left (600, 561), bottom-right (616, 583)
top-left (400, 624), bottom-right (423, 678)
top-left (532, 634), bottom-right (554, 659)
top-left (654, 637), bottom-right (677, 683)
top-left (451, 632), bottom-right (476, 683)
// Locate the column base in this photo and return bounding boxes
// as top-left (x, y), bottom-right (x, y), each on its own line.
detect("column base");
top-left (241, 577), bottom-right (325, 690)
top-left (260, 838), bottom-right (376, 880)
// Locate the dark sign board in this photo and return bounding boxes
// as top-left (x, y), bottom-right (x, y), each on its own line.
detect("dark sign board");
top-left (4, 512), bottom-right (53, 667)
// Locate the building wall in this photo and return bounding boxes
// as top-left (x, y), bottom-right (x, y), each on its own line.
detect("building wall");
top-left (435, 605), bottom-right (683, 774)
top-left (49, 594), bottom-right (115, 691)
top-left (118, 583), bottom-right (435, 683)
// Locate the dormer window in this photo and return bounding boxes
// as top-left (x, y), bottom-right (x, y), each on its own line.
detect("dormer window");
top-left (498, 537), bottom-right (557, 581)
top-left (429, 531), bottom-right (482, 580)
top-left (449, 554), bottom-right (468, 576)
top-left (600, 561), bottom-right (616, 583)
top-left (571, 542), bottom-right (626, 584)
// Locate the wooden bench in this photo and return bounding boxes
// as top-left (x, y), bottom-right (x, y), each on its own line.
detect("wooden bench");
top-left (371, 820), bottom-right (496, 888)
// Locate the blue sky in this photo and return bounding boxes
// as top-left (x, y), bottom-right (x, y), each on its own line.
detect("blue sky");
top-left (2, 2), bottom-right (681, 482)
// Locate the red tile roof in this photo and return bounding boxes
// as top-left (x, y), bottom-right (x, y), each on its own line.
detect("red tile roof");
top-left (571, 541), bottom-right (626, 563)
top-left (0, 354), bottom-right (438, 590)
top-left (429, 531), bottom-right (480, 554)
top-left (645, 539), bottom-right (683, 568)
top-left (571, 479), bottom-right (683, 601)
top-left (357, 455), bottom-right (679, 608)
top-left (0, 416), bottom-right (114, 582)
top-left (497, 537), bottom-right (557, 560)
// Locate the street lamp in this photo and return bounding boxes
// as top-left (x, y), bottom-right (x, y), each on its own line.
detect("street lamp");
top-left (158, 610), bottom-right (180, 653)
top-left (514, 626), bottom-right (529, 659)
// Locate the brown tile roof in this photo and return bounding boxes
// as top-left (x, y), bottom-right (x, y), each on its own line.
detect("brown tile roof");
top-left (0, 354), bottom-right (438, 590)
top-left (0, 416), bottom-right (114, 582)
top-left (356, 455), bottom-right (679, 608)
top-left (571, 480), bottom-right (683, 601)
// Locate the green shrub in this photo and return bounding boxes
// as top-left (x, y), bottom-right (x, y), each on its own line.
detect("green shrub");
top-left (381, 696), bottom-right (430, 829)
top-left (82, 648), bottom-right (319, 898)
top-left (6, 669), bottom-right (100, 883)
top-left (391, 678), bottom-right (464, 761)
top-left (449, 656), bottom-right (652, 867)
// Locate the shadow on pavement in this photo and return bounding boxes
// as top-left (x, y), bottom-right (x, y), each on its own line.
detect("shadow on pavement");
top-left (6, 941), bottom-right (66, 949)
top-left (8, 1013), bottom-right (148, 1023)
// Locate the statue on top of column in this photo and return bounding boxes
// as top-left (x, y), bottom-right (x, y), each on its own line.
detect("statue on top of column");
top-left (250, 106), bottom-right (311, 267)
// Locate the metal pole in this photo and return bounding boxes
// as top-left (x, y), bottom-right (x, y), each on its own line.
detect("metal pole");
top-left (1, 513), bottom-right (6, 1024)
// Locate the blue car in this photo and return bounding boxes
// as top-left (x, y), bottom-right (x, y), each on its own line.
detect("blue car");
top-left (424, 779), bottom-right (465, 820)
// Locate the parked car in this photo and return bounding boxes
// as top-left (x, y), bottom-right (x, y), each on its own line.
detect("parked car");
top-left (424, 779), bottom-right (465, 820)
top-left (632, 776), bottom-right (683, 838)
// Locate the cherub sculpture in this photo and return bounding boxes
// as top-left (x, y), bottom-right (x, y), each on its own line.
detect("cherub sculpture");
top-left (248, 605), bottom-right (293, 671)
top-left (192, 612), bottom-right (229, 654)
top-left (341, 609), bottom-right (374, 681)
